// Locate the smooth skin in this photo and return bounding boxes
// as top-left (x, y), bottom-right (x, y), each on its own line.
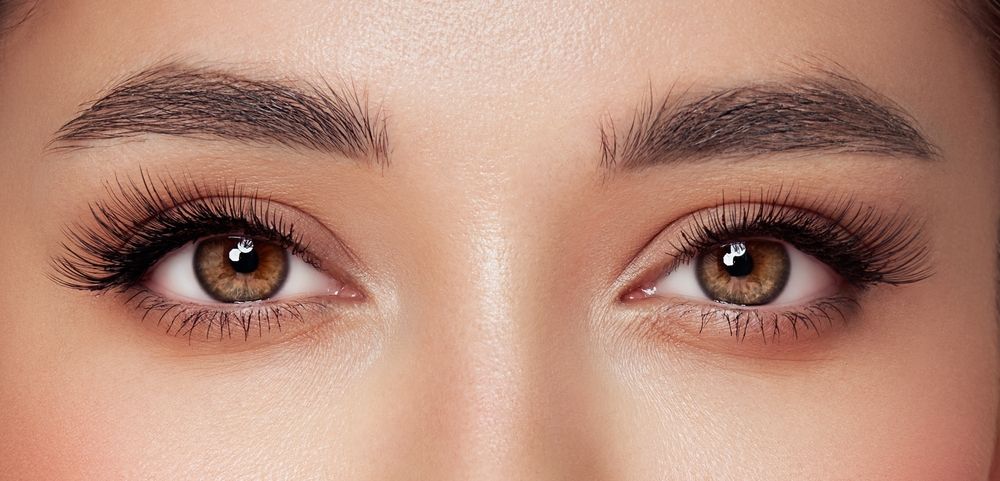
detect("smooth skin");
top-left (0, 1), bottom-right (998, 479)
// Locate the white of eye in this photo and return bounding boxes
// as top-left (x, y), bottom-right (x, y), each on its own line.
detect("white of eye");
top-left (654, 241), bottom-right (840, 306)
top-left (144, 241), bottom-right (344, 304)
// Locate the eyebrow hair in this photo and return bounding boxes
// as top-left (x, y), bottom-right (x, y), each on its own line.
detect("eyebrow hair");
top-left (51, 63), bottom-right (389, 165)
top-left (0, 0), bottom-right (37, 37)
top-left (600, 70), bottom-right (937, 171)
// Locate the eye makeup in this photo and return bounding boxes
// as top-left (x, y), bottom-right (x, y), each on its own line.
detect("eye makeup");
top-left (53, 172), bottom-right (932, 349)
top-left (51, 171), bottom-right (362, 341)
top-left (619, 188), bottom-right (932, 346)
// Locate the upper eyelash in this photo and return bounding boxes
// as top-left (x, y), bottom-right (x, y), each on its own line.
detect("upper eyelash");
top-left (51, 171), bottom-right (313, 293)
top-left (663, 188), bottom-right (931, 289)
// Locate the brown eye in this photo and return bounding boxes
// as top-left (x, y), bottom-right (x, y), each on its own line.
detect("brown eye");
top-left (193, 236), bottom-right (289, 302)
top-left (695, 240), bottom-right (790, 305)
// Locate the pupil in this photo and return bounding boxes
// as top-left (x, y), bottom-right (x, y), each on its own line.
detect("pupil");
top-left (228, 238), bottom-right (260, 274)
top-left (720, 242), bottom-right (753, 277)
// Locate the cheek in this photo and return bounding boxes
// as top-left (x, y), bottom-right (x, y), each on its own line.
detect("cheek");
top-left (0, 329), bottom-right (341, 479)
top-left (0, 350), bottom-right (136, 479)
top-left (809, 369), bottom-right (995, 480)
top-left (604, 292), bottom-right (998, 479)
top-left (607, 363), bottom-right (996, 480)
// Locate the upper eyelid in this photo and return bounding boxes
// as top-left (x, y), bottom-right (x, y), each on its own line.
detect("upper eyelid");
top-left (51, 172), bottom-right (366, 294)
top-left (613, 192), bottom-right (931, 299)
top-left (54, 193), bottom-right (306, 291)
top-left (681, 201), bottom-right (930, 285)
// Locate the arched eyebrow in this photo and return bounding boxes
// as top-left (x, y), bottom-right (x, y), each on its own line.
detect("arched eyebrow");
top-left (600, 69), bottom-right (937, 171)
top-left (50, 63), bottom-right (389, 165)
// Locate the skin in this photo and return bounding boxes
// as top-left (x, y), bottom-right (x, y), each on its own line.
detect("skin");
top-left (0, 1), bottom-right (998, 479)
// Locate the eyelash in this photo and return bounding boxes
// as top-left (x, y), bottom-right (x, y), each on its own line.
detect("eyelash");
top-left (55, 176), bottom-right (930, 344)
top-left (628, 189), bottom-right (930, 342)
top-left (639, 296), bottom-right (861, 344)
top-left (52, 173), bottom-right (322, 340)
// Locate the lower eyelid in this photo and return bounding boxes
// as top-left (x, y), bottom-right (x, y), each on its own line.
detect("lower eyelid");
top-left (621, 294), bottom-right (861, 354)
top-left (122, 286), bottom-right (343, 344)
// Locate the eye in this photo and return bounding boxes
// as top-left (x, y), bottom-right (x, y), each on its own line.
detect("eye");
top-left (146, 235), bottom-right (356, 304)
top-left (51, 175), bottom-right (378, 344)
top-left (612, 197), bottom-right (931, 350)
top-left (650, 239), bottom-right (840, 306)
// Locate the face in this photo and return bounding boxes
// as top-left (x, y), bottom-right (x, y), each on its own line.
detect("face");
top-left (0, 1), bottom-right (997, 479)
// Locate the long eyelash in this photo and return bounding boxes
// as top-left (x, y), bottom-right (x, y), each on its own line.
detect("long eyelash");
top-left (667, 188), bottom-right (932, 289)
top-left (51, 170), bottom-right (312, 293)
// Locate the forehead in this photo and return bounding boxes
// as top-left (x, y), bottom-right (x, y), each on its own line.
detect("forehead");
top-left (0, 0), bottom-right (988, 172)
top-left (6, 1), bottom-right (967, 95)
top-left (31, 3), bottom-right (968, 63)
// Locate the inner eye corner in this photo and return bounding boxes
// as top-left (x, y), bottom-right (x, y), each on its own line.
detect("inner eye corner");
top-left (617, 271), bottom-right (665, 303)
top-left (616, 250), bottom-right (697, 304)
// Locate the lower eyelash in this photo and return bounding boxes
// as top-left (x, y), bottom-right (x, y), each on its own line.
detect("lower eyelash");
top-left (124, 287), bottom-right (330, 341)
top-left (634, 295), bottom-right (860, 345)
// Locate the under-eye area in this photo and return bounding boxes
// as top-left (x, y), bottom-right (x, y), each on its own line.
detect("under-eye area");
top-left (51, 171), bottom-right (365, 342)
top-left (617, 188), bottom-right (932, 349)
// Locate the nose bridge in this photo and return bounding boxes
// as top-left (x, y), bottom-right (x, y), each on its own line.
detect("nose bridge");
top-left (410, 183), bottom-right (527, 478)
top-left (381, 171), bottom-right (548, 479)
top-left (366, 105), bottom-right (612, 478)
top-left (406, 217), bottom-right (609, 481)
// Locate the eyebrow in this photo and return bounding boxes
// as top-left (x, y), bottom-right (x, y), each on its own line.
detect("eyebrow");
top-left (51, 64), bottom-right (389, 165)
top-left (0, 0), bottom-right (38, 36)
top-left (600, 70), bottom-right (937, 171)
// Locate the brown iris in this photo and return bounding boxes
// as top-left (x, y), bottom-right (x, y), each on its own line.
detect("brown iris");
top-left (696, 240), bottom-right (790, 305)
top-left (194, 236), bottom-right (289, 302)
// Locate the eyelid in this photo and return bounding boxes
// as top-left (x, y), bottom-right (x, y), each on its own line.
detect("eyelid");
top-left (606, 190), bottom-right (931, 352)
top-left (612, 294), bottom-right (862, 360)
top-left (614, 193), bottom-right (930, 302)
top-left (52, 172), bottom-right (369, 299)
top-left (52, 173), bottom-right (377, 345)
